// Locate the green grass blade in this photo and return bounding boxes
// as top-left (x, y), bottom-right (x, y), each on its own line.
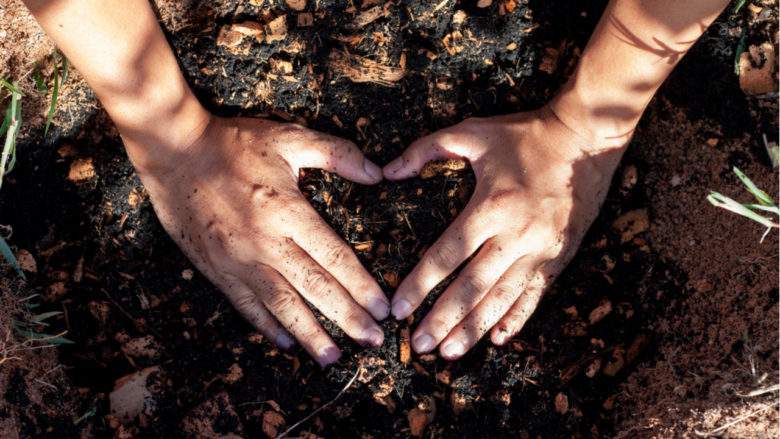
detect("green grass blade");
top-left (44, 57), bottom-right (63, 137)
top-left (0, 235), bottom-right (25, 279)
top-left (32, 311), bottom-right (63, 323)
top-left (0, 85), bottom-right (21, 188)
top-left (0, 79), bottom-right (22, 95)
top-left (734, 32), bottom-right (747, 76)
top-left (707, 192), bottom-right (777, 229)
top-left (60, 56), bottom-right (69, 85)
top-left (733, 167), bottom-right (775, 206)
top-left (734, 0), bottom-right (747, 12)
top-left (746, 203), bottom-right (780, 215)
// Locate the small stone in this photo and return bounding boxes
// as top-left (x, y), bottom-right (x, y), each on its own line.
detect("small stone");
top-left (670, 174), bottom-right (682, 187)
top-left (739, 42), bottom-right (777, 95)
top-left (181, 269), bottom-right (194, 280)
top-left (110, 366), bottom-right (161, 423)
top-left (476, 0), bottom-right (492, 7)
top-left (14, 249), bottom-right (36, 273)
top-left (554, 392), bottom-right (568, 414)
top-left (68, 158), bottom-right (96, 182)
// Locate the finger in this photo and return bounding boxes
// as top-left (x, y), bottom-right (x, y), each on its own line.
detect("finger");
top-left (242, 263), bottom-right (342, 367)
top-left (490, 270), bottom-right (550, 346)
top-left (410, 238), bottom-right (521, 354)
top-left (275, 242), bottom-right (385, 347)
top-left (438, 256), bottom-right (542, 360)
top-left (288, 202), bottom-right (389, 320)
top-left (222, 278), bottom-right (295, 350)
top-left (391, 204), bottom-right (494, 320)
top-left (286, 131), bottom-right (383, 185)
top-left (383, 130), bottom-right (473, 180)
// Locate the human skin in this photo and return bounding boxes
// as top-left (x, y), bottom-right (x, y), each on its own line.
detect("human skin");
top-left (21, 0), bottom-right (731, 366)
top-left (22, 0), bottom-right (391, 367)
top-left (387, 0), bottom-right (731, 359)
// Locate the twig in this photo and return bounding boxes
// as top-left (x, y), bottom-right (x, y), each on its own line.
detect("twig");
top-left (275, 366), bottom-right (361, 439)
top-left (736, 383), bottom-right (780, 398)
top-left (694, 403), bottom-right (776, 437)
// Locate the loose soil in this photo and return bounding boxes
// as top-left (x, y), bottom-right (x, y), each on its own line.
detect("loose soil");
top-left (0, 0), bottom-right (778, 438)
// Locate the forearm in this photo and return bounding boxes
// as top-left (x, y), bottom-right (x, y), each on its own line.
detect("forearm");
top-left (549, 0), bottom-right (730, 149)
top-left (22, 0), bottom-right (210, 171)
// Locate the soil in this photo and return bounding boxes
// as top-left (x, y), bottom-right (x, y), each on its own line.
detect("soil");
top-left (0, 0), bottom-right (778, 438)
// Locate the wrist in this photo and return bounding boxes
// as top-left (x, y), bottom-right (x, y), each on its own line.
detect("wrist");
top-left (547, 80), bottom-right (644, 153)
top-left (113, 85), bottom-right (213, 176)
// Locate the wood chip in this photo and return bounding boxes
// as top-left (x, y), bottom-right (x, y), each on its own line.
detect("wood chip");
top-left (329, 50), bottom-right (405, 86)
top-left (603, 347), bottom-right (625, 376)
top-left (476, 0), bottom-right (492, 7)
top-left (266, 16), bottom-right (288, 43)
top-left (408, 396), bottom-right (436, 437)
top-left (400, 326), bottom-right (411, 365)
top-left (262, 411), bottom-right (285, 438)
top-left (68, 158), bottom-right (96, 182)
top-left (285, 0), bottom-right (306, 11)
top-left (612, 208), bottom-right (649, 243)
top-left (588, 300), bottom-right (612, 325)
top-left (419, 158), bottom-right (467, 179)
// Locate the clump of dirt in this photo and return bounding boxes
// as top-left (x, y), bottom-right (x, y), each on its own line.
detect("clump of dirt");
top-left (0, 0), bottom-right (777, 438)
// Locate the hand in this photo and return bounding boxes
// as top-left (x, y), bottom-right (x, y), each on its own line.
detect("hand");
top-left (131, 116), bottom-right (389, 367)
top-left (384, 107), bottom-right (625, 360)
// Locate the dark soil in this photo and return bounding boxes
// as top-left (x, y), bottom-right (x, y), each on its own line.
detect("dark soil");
top-left (0, 0), bottom-right (777, 438)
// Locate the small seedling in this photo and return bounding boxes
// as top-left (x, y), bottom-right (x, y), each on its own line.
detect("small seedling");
top-left (13, 295), bottom-right (74, 345)
top-left (0, 79), bottom-right (22, 190)
top-left (45, 53), bottom-right (69, 136)
top-left (707, 167), bottom-right (779, 242)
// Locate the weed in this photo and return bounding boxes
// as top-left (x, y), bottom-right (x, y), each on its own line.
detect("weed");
top-left (707, 167), bottom-right (779, 242)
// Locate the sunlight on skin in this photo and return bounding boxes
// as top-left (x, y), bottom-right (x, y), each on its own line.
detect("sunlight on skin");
top-left (387, 0), bottom-right (731, 360)
top-left (22, 0), bottom-right (730, 366)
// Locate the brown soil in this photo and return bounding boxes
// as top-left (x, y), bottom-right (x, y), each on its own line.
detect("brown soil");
top-left (0, 0), bottom-right (778, 438)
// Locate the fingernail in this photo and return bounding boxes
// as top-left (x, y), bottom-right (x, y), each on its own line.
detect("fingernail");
top-left (368, 297), bottom-right (390, 320)
top-left (391, 299), bottom-right (412, 320)
top-left (363, 327), bottom-right (385, 347)
top-left (384, 157), bottom-right (404, 175)
top-left (413, 333), bottom-right (435, 353)
top-left (363, 159), bottom-right (383, 181)
top-left (276, 333), bottom-right (295, 350)
top-left (317, 346), bottom-right (341, 367)
top-left (441, 340), bottom-right (465, 359)
top-left (492, 329), bottom-right (509, 346)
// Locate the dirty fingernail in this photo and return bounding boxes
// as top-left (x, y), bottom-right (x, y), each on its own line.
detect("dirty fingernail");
top-left (368, 297), bottom-right (390, 320)
top-left (413, 333), bottom-right (435, 353)
top-left (363, 327), bottom-right (385, 347)
top-left (391, 299), bottom-right (412, 320)
top-left (363, 159), bottom-right (383, 181)
top-left (317, 346), bottom-right (341, 367)
top-left (276, 333), bottom-right (295, 350)
top-left (441, 340), bottom-right (465, 359)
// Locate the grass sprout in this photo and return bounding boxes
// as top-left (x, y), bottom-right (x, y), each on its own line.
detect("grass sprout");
top-left (707, 167), bottom-right (779, 242)
top-left (45, 53), bottom-right (68, 136)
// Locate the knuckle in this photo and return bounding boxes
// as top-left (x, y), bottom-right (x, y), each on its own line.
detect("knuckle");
top-left (458, 273), bottom-right (489, 301)
top-left (323, 244), bottom-right (349, 268)
top-left (265, 287), bottom-right (297, 313)
top-left (303, 269), bottom-right (331, 297)
top-left (428, 241), bottom-right (460, 269)
top-left (491, 283), bottom-right (516, 303)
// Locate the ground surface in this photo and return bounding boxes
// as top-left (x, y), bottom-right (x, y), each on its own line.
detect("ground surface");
top-left (0, 0), bottom-right (778, 438)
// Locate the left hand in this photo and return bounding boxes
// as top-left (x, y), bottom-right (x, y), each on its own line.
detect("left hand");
top-left (384, 107), bottom-right (625, 359)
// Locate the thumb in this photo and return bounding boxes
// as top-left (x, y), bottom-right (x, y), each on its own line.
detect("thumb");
top-left (293, 132), bottom-right (383, 185)
top-left (383, 130), bottom-right (468, 180)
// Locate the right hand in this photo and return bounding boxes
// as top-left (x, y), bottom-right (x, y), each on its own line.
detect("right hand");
top-left (130, 116), bottom-right (389, 367)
